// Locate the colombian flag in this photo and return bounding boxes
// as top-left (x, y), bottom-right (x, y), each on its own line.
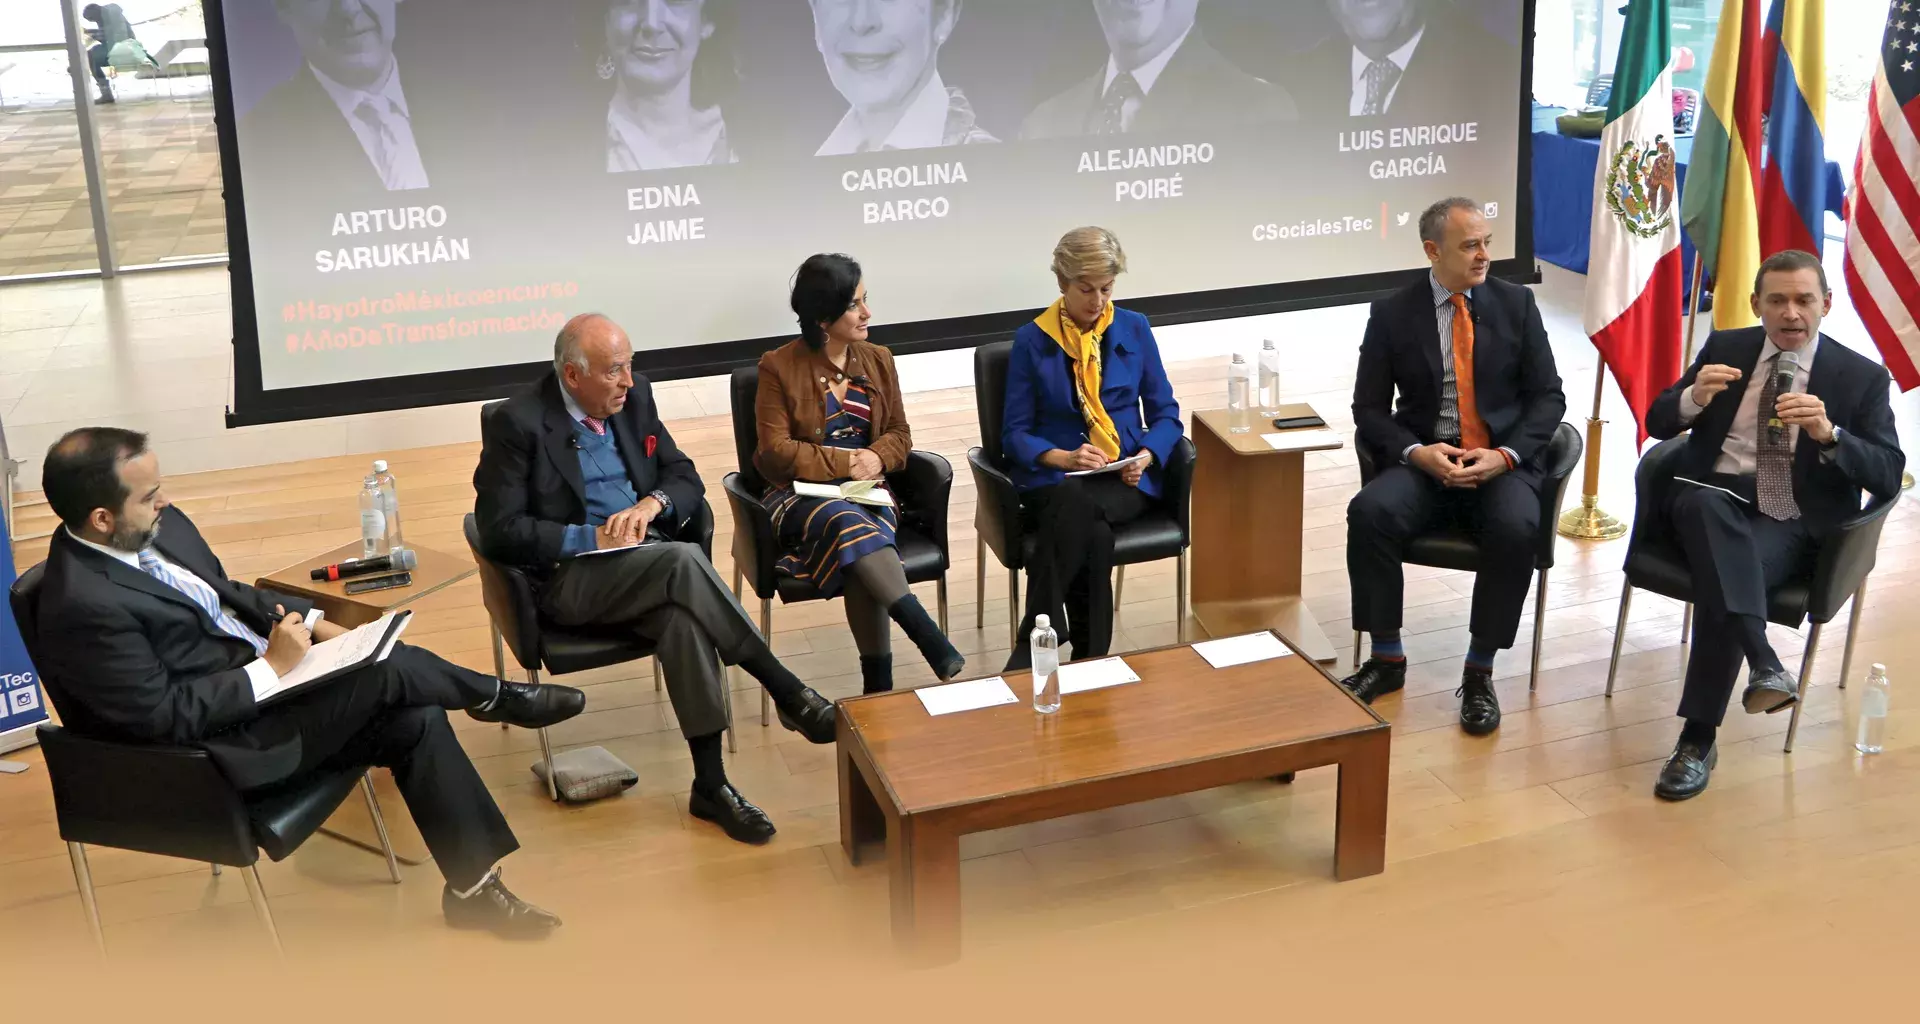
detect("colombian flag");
top-left (1680, 0), bottom-right (1766, 330)
top-left (1757, 0), bottom-right (1828, 258)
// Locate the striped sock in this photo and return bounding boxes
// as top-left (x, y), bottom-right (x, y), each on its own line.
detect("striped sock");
top-left (1465, 637), bottom-right (1498, 672)
top-left (1370, 633), bottom-right (1405, 661)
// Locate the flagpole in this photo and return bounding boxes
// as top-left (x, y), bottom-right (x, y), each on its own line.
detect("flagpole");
top-left (1557, 361), bottom-right (1629, 541)
top-left (1683, 253), bottom-right (1705, 365)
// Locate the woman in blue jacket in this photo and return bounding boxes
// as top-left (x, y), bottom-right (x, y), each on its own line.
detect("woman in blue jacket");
top-left (1001, 226), bottom-right (1183, 669)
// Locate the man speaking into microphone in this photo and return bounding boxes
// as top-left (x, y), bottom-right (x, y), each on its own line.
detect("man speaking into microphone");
top-left (1644, 249), bottom-right (1905, 800)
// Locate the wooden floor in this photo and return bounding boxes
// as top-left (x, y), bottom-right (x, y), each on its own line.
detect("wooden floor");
top-left (4, 350), bottom-right (1918, 1004)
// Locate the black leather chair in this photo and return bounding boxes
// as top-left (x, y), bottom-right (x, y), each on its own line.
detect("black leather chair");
top-left (9, 564), bottom-right (401, 955)
top-left (721, 365), bottom-right (953, 723)
top-left (967, 340), bottom-right (1197, 649)
top-left (1603, 436), bottom-right (1898, 752)
top-left (1352, 421), bottom-right (1584, 692)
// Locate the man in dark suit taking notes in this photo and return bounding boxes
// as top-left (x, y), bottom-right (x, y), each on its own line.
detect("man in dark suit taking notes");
top-left (474, 313), bottom-right (838, 846)
top-left (1343, 197), bottom-right (1566, 735)
top-left (31, 428), bottom-right (581, 938)
top-left (1644, 250), bottom-right (1905, 801)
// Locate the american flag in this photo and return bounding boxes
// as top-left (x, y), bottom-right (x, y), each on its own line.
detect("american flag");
top-left (1844, 0), bottom-right (1920, 390)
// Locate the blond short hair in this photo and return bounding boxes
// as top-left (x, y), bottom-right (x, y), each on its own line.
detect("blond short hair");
top-left (1051, 226), bottom-right (1127, 285)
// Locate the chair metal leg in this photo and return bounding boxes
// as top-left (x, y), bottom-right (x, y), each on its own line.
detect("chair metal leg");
top-left (1680, 602), bottom-right (1693, 647)
top-left (1007, 568), bottom-right (1020, 650)
top-left (242, 864), bottom-right (283, 955)
top-left (937, 575), bottom-right (950, 634)
top-left (732, 561), bottom-right (743, 599)
top-left (1529, 569), bottom-right (1549, 693)
top-left (529, 668), bottom-right (560, 801)
top-left (1175, 550), bottom-right (1189, 644)
top-left (1353, 631), bottom-right (1363, 669)
top-left (493, 627), bottom-right (511, 730)
top-left (1783, 622), bottom-right (1823, 753)
top-left (1605, 579), bottom-right (1634, 697)
top-left (722, 666), bottom-right (736, 753)
top-left (1838, 578), bottom-right (1868, 690)
top-left (211, 863), bottom-right (221, 876)
top-left (68, 843), bottom-right (105, 955)
top-left (1113, 565), bottom-right (1126, 621)
top-left (360, 773), bottom-right (402, 884)
top-left (653, 658), bottom-right (663, 692)
top-left (975, 535), bottom-right (985, 631)
top-left (760, 597), bottom-right (773, 727)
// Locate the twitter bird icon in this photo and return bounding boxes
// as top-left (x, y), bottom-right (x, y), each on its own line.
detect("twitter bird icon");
top-left (1395, 212), bottom-right (1410, 227)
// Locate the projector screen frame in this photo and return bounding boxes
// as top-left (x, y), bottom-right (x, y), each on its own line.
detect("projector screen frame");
top-left (211, 0), bottom-right (1540, 429)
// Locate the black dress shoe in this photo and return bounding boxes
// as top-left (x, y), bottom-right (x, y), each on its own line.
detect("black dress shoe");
top-left (689, 783), bottom-right (776, 844)
top-left (774, 688), bottom-right (837, 744)
top-left (1272, 772), bottom-right (1297, 784)
top-left (466, 680), bottom-right (587, 730)
top-left (1742, 666), bottom-right (1799, 714)
top-left (1457, 666), bottom-right (1501, 736)
top-left (1340, 657), bottom-right (1407, 704)
top-left (1653, 740), bottom-right (1718, 801)
top-left (442, 874), bottom-right (562, 939)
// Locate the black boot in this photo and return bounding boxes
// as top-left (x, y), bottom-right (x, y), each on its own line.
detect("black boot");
top-left (860, 654), bottom-right (894, 694)
top-left (889, 594), bottom-right (964, 680)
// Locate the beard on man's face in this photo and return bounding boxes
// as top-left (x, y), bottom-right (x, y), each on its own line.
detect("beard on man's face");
top-left (108, 515), bottom-right (160, 553)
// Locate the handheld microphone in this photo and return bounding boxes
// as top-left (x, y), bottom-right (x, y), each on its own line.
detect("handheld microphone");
top-left (311, 548), bottom-right (416, 582)
top-left (1767, 350), bottom-right (1800, 440)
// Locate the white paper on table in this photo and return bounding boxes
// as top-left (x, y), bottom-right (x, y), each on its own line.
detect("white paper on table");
top-left (1064, 451), bottom-right (1151, 478)
top-left (915, 676), bottom-right (1019, 716)
top-left (1261, 429), bottom-right (1342, 451)
top-left (1055, 657), bottom-right (1141, 694)
top-left (1190, 632), bottom-right (1294, 669)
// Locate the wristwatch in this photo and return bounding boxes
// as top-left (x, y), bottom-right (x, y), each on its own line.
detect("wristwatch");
top-left (1820, 428), bottom-right (1844, 450)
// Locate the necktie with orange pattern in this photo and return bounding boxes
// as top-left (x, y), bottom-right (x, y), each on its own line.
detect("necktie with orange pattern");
top-left (1448, 293), bottom-right (1490, 450)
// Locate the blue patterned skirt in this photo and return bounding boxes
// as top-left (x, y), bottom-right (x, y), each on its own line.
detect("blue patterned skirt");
top-left (767, 483), bottom-right (899, 599)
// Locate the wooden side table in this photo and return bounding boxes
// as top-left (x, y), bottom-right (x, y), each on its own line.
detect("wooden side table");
top-left (255, 542), bottom-right (475, 629)
top-left (1188, 406), bottom-right (1345, 663)
top-left (255, 542), bottom-right (478, 865)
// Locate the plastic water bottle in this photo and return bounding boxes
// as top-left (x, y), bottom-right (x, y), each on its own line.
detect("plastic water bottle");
top-left (1227, 354), bottom-right (1252, 434)
top-left (358, 475), bottom-right (389, 560)
top-left (1258, 339), bottom-right (1281, 417)
top-left (1855, 663), bottom-right (1889, 755)
top-left (1032, 614), bottom-right (1061, 714)
top-left (371, 459), bottom-right (404, 552)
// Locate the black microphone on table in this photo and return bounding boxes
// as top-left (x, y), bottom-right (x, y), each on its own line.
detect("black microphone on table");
top-left (1767, 349), bottom-right (1801, 441)
top-left (310, 548), bottom-right (416, 582)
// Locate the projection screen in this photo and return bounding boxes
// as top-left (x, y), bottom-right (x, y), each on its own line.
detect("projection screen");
top-left (210, 0), bottom-right (1536, 425)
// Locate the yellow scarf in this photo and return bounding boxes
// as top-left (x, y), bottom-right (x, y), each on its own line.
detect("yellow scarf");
top-left (1034, 298), bottom-right (1122, 460)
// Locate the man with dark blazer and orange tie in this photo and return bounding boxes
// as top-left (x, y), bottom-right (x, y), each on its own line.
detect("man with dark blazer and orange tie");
top-left (1343, 197), bottom-right (1567, 735)
top-left (1643, 250), bottom-right (1905, 800)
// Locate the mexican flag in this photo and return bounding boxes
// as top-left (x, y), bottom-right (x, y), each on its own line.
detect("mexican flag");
top-left (1583, 0), bottom-right (1685, 444)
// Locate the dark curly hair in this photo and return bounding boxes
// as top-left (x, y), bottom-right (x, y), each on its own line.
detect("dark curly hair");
top-left (790, 254), bottom-right (864, 350)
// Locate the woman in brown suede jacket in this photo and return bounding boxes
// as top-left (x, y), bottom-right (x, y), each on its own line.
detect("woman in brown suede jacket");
top-left (753, 254), bottom-right (962, 693)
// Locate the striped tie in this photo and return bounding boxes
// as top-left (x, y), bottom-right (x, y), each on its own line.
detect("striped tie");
top-left (581, 416), bottom-right (606, 436)
top-left (137, 549), bottom-right (269, 655)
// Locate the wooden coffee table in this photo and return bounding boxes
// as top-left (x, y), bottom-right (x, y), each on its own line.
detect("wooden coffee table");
top-left (836, 634), bottom-right (1390, 963)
